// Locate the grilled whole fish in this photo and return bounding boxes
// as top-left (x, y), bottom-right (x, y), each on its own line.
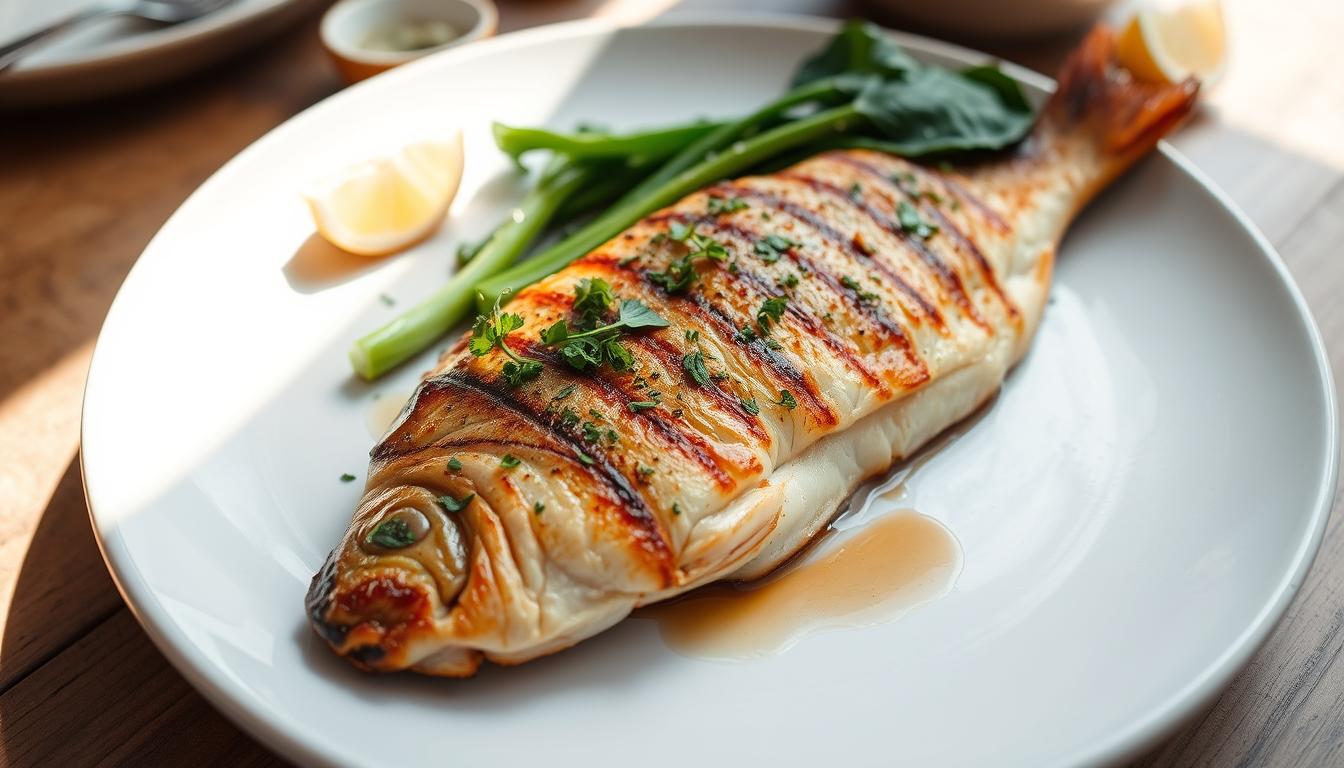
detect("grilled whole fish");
top-left (308, 27), bottom-right (1197, 676)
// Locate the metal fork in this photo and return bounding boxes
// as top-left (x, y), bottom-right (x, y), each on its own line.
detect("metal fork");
top-left (0, 0), bottom-right (233, 73)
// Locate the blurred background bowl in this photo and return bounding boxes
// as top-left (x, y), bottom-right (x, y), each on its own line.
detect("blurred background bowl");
top-left (864, 0), bottom-right (1118, 38)
top-left (321, 0), bottom-right (497, 83)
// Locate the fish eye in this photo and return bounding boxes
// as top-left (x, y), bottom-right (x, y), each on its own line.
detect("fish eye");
top-left (361, 507), bottom-right (431, 552)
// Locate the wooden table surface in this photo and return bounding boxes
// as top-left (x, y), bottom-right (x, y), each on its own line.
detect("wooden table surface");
top-left (2, 0), bottom-right (1341, 764)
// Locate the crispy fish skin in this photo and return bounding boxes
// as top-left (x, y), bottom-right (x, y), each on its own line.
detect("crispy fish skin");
top-left (307, 27), bottom-right (1198, 676)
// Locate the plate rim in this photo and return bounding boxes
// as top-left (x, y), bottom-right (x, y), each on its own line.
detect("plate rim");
top-left (78, 12), bottom-right (1340, 768)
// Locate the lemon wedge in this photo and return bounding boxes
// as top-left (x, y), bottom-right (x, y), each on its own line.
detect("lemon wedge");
top-left (1116, 2), bottom-right (1227, 87)
top-left (303, 132), bottom-right (464, 256)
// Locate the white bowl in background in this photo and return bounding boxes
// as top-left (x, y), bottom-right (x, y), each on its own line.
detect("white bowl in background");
top-left (320, 0), bottom-right (497, 83)
top-left (865, 0), bottom-right (1117, 38)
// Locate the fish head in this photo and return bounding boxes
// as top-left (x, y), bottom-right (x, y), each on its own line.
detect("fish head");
top-left (306, 471), bottom-right (475, 673)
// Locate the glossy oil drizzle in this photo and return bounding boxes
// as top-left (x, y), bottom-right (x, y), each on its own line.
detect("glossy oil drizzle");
top-left (640, 510), bottom-right (961, 661)
top-left (365, 389), bottom-right (414, 438)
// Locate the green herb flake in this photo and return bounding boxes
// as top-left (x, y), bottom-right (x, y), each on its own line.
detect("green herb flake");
top-left (552, 384), bottom-right (578, 401)
top-left (779, 272), bottom-right (800, 289)
top-left (753, 234), bottom-right (797, 264)
top-left (775, 390), bottom-right (798, 410)
top-left (533, 501), bottom-right (545, 515)
top-left (582, 421), bottom-right (603, 443)
top-left (447, 458), bottom-right (462, 472)
top-left (756, 296), bottom-right (788, 335)
top-left (438, 493), bottom-right (475, 512)
top-left (638, 465), bottom-right (656, 482)
top-left (576, 450), bottom-right (596, 465)
top-left (500, 454), bottom-right (521, 469)
top-left (379, 293), bottom-right (396, 307)
top-left (848, 182), bottom-right (864, 202)
top-left (628, 400), bottom-right (659, 412)
top-left (366, 518), bottom-right (417, 549)
top-left (707, 196), bottom-right (748, 215)
top-left (470, 300), bottom-right (544, 387)
top-left (740, 397), bottom-right (761, 415)
top-left (672, 502), bottom-right (683, 516)
top-left (683, 350), bottom-right (711, 387)
top-left (897, 201), bottom-right (939, 239)
top-left (340, 473), bottom-right (357, 483)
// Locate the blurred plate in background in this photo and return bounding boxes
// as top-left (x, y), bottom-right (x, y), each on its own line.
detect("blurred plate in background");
top-left (0, 0), bottom-right (323, 107)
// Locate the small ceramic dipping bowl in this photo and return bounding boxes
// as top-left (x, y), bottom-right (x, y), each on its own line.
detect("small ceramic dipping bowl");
top-left (321, 0), bottom-right (498, 84)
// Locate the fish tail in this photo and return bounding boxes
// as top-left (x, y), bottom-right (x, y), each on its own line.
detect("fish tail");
top-left (1042, 25), bottom-right (1200, 176)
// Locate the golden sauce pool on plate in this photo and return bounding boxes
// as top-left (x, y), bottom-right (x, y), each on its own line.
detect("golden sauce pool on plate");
top-left (366, 389), bottom-right (414, 438)
top-left (638, 510), bottom-right (961, 661)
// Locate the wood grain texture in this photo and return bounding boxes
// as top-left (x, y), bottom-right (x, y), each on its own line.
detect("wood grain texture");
top-left (0, 1), bottom-right (1339, 766)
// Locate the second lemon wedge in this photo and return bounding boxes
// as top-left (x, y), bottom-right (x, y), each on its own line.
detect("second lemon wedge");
top-left (1116, 2), bottom-right (1227, 87)
top-left (304, 132), bottom-right (464, 257)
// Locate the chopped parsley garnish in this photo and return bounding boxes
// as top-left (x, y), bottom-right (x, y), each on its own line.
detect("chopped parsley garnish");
top-left (683, 350), bottom-right (711, 387)
top-left (469, 298), bottom-right (543, 387)
top-left (740, 397), bottom-right (761, 415)
top-left (672, 502), bottom-right (682, 516)
top-left (897, 201), bottom-right (938, 239)
top-left (366, 518), bottom-right (416, 549)
top-left (736, 325), bottom-right (758, 342)
top-left (685, 329), bottom-right (700, 342)
top-left (779, 272), bottom-right (800, 289)
top-left (572, 277), bottom-right (617, 329)
top-left (541, 286), bottom-right (668, 374)
top-left (533, 501), bottom-right (545, 515)
top-left (340, 473), bottom-right (357, 483)
top-left (500, 454), bottom-right (521, 469)
top-left (582, 421), bottom-right (603, 443)
top-left (753, 234), bottom-right (797, 264)
top-left (891, 171), bottom-right (918, 196)
top-left (576, 450), bottom-right (596, 465)
top-left (552, 384), bottom-right (577, 400)
top-left (841, 275), bottom-right (880, 303)
top-left (438, 493), bottom-right (475, 512)
top-left (447, 457), bottom-right (462, 471)
top-left (649, 223), bottom-right (729, 294)
top-left (848, 182), bottom-right (864, 201)
top-left (707, 196), bottom-right (748, 215)
top-left (628, 400), bottom-right (659, 412)
top-left (756, 296), bottom-right (788, 335)
top-left (638, 465), bottom-right (656, 482)
top-left (775, 390), bottom-right (798, 410)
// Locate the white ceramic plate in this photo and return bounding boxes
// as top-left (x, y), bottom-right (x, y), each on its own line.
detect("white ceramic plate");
top-left (81, 15), bottom-right (1338, 768)
top-left (0, 0), bottom-right (321, 107)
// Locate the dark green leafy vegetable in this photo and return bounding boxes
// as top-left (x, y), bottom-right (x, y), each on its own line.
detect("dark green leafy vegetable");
top-left (791, 20), bottom-right (918, 87)
top-left (852, 67), bottom-right (1033, 156)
